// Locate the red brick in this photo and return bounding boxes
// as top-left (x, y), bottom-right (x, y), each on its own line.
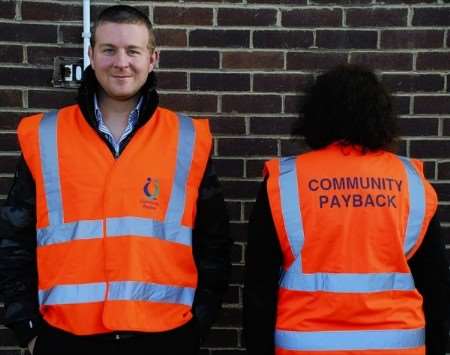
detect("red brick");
top-left (437, 205), bottom-right (450, 224)
top-left (154, 7), bottom-right (213, 26)
top-left (413, 8), bottom-right (450, 26)
top-left (22, 2), bottom-right (81, 21)
top-left (311, 0), bottom-right (371, 4)
top-left (157, 71), bottom-right (187, 90)
top-left (60, 26), bottom-right (82, 44)
top-left (397, 117), bottom-right (439, 137)
top-left (0, 133), bottom-right (19, 151)
top-left (414, 96), bottom-right (450, 115)
top-left (254, 74), bottom-right (313, 93)
top-left (287, 53), bottom-right (348, 70)
top-left (432, 182), bottom-right (450, 203)
top-left (209, 117), bottom-right (246, 135)
top-left (381, 30), bottom-right (444, 49)
top-left (159, 50), bottom-right (219, 69)
top-left (218, 8), bottom-right (276, 26)
top-left (0, 155), bottom-right (19, 175)
top-left (28, 90), bottom-right (77, 110)
top-left (218, 138), bottom-right (277, 157)
top-left (191, 73), bottom-right (250, 92)
top-left (392, 96), bottom-right (411, 115)
top-left (249, 116), bottom-right (300, 135)
top-left (350, 53), bottom-right (413, 71)
top-left (410, 140), bottom-right (450, 159)
top-left (246, 159), bottom-right (266, 179)
top-left (248, 0), bottom-right (306, 3)
top-left (222, 52), bottom-right (283, 70)
top-left (0, 23), bottom-right (57, 43)
top-left (282, 9), bottom-right (342, 27)
top-left (0, 68), bottom-right (53, 87)
top-left (27, 46), bottom-right (82, 65)
top-left (154, 29), bottom-right (187, 47)
top-left (213, 158), bottom-right (244, 178)
top-left (444, 119), bottom-right (450, 136)
top-left (0, 44), bottom-right (22, 64)
top-left (438, 162), bottom-right (450, 180)
top-left (253, 30), bottom-right (313, 49)
top-left (317, 30), bottom-right (377, 49)
top-left (382, 74), bottom-right (445, 93)
top-left (226, 201), bottom-right (241, 222)
top-left (285, 95), bottom-right (306, 114)
top-left (417, 52), bottom-right (450, 71)
top-left (0, 90), bottom-right (22, 108)
top-left (0, 2), bottom-right (15, 19)
top-left (222, 95), bottom-right (281, 114)
top-left (159, 93), bottom-right (217, 113)
top-left (0, 112), bottom-right (22, 130)
top-left (190, 30), bottom-right (249, 48)
top-left (222, 180), bottom-right (260, 200)
top-left (347, 8), bottom-right (407, 27)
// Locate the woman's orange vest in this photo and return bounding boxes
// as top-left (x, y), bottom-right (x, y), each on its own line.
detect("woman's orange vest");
top-left (264, 144), bottom-right (437, 355)
top-left (17, 105), bottom-right (212, 335)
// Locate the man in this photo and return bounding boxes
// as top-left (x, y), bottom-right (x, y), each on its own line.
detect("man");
top-left (244, 65), bottom-right (450, 355)
top-left (0, 5), bottom-right (230, 355)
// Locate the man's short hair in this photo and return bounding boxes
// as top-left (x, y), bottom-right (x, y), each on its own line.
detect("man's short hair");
top-left (90, 5), bottom-right (156, 51)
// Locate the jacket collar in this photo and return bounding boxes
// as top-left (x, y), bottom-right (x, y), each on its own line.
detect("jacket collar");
top-left (76, 65), bottom-right (159, 131)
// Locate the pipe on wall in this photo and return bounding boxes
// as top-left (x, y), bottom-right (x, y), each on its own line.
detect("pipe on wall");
top-left (82, 0), bottom-right (91, 69)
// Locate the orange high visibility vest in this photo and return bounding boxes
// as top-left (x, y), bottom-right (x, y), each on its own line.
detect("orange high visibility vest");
top-left (17, 104), bottom-right (212, 335)
top-left (265, 144), bottom-right (437, 355)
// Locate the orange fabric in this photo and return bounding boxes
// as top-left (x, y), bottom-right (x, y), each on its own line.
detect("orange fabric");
top-left (17, 105), bottom-right (212, 335)
top-left (265, 144), bottom-right (437, 355)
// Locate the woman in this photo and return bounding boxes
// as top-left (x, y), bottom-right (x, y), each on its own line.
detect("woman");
top-left (244, 65), bottom-right (450, 355)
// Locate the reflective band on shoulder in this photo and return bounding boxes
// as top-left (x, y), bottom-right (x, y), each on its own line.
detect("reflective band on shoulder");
top-left (165, 115), bottom-right (195, 225)
top-left (108, 281), bottom-right (195, 306)
top-left (106, 217), bottom-right (192, 246)
top-left (39, 111), bottom-right (63, 225)
top-left (37, 219), bottom-right (103, 246)
top-left (399, 157), bottom-right (426, 255)
top-left (280, 271), bottom-right (415, 293)
top-left (279, 158), bottom-right (305, 266)
top-left (275, 328), bottom-right (425, 351)
top-left (39, 282), bottom-right (106, 305)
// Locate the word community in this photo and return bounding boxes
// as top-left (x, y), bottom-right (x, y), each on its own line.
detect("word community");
top-left (308, 176), bottom-right (403, 209)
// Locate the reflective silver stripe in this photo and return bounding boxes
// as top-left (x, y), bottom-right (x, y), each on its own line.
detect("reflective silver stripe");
top-left (275, 328), bottom-right (425, 351)
top-left (279, 157), bottom-right (304, 273)
top-left (39, 111), bottom-right (63, 225)
top-left (280, 271), bottom-right (415, 293)
top-left (37, 220), bottom-right (103, 246)
top-left (106, 217), bottom-right (192, 246)
top-left (108, 281), bottom-right (195, 306)
top-left (399, 157), bottom-right (426, 255)
top-left (165, 114), bottom-right (195, 225)
top-left (39, 282), bottom-right (106, 305)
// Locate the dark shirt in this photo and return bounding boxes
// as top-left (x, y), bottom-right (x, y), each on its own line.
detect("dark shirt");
top-left (244, 180), bottom-right (450, 355)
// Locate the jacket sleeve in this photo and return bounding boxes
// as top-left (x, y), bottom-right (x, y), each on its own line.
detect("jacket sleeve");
top-left (408, 214), bottom-right (450, 355)
top-left (243, 180), bottom-right (282, 355)
top-left (191, 158), bottom-right (231, 338)
top-left (0, 156), bottom-right (43, 347)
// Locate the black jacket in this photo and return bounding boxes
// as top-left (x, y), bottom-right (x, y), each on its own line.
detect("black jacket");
top-left (244, 180), bottom-right (450, 355)
top-left (0, 66), bottom-right (231, 347)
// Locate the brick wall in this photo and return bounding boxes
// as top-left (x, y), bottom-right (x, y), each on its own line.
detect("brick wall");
top-left (0, 0), bottom-right (449, 354)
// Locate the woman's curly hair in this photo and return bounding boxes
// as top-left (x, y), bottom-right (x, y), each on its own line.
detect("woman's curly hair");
top-left (300, 64), bottom-right (398, 152)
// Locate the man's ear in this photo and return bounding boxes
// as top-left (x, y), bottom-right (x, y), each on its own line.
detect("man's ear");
top-left (88, 46), bottom-right (95, 70)
top-left (148, 50), bottom-right (159, 73)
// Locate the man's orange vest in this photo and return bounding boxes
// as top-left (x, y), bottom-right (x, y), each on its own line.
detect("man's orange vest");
top-left (264, 144), bottom-right (437, 355)
top-left (17, 105), bottom-right (212, 335)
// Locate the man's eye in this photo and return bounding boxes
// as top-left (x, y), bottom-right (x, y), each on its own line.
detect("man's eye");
top-left (103, 48), bottom-right (114, 54)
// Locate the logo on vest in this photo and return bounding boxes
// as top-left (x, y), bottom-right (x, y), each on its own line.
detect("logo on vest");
top-left (141, 177), bottom-right (160, 210)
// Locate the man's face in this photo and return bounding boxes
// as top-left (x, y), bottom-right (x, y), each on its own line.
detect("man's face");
top-left (89, 22), bottom-right (158, 102)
